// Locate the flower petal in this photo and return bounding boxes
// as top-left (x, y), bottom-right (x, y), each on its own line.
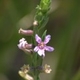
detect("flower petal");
top-left (35, 34), bottom-right (42, 43)
top-left (19, 38), bottom-right (25, 42)
top-left (44, 35), bottom-right (51, 44)
top-left (18, 39), bottom-right (27, 49)
top-left (38, 49), bottom-right (45, 57)
top-left (34, 46), bottom-right (39, 52)
top-left (17, 43), bottom-right (22, 49)
top-left (45, 46), bottom-right (54, 52)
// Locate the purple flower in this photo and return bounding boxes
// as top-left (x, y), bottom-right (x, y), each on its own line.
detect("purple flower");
top-left (17, 38), bottom-right (32, 53)
top-left (18, 38), bottom-right (28, 50)
top-left (34, 34), bottom-right (54, 57)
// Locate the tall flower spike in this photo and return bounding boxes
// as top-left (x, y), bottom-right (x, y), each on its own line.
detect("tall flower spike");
top-left (19, 28), bottom-right (33, 36)
top-left (34, 34), bottom-right (54, 57)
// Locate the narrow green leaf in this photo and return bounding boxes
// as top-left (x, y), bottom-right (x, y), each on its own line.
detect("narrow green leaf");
top-left (39, 16), bottom-right (49, 30)
top-left (42, 29), bottom-right (47, 40)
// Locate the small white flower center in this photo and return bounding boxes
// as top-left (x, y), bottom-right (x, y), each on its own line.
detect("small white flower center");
top-left (38, 42), bottom-right (45, 49)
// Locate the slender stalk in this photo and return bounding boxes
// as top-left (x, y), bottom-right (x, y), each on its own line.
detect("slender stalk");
top-left (32, 0), bottom-right (51, 80)
top-left (18, 0), bottom-right (52, 80)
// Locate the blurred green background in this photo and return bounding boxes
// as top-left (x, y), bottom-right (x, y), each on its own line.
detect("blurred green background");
top-left (0, 0), bottom-right (80, 80)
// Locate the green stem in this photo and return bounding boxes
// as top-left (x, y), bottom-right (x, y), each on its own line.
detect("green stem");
top-left (31, 0), bottom-right (51, 80)
top-left (32, 26), bottom-right (39, 80)
top-left (34, 75), bottom-right (39, 80)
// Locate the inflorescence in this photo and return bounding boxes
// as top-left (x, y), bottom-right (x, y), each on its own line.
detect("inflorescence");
top-left (18, 27), bottom-right (54, 80)
top-left (17, 0), bottom-right (54, 80)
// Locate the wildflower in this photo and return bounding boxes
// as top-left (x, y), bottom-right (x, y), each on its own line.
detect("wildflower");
top-left (34, 34), bottom-right (54, 57)
top-left (43, 64), bottom-right (52, 74)
top-left (20, 64), bottom-right (30, 73)
top-left (19, 65), bottom-right (34, 80)
top-left (19, 28), bottom-right (33, 36)
top-left (18, 38), bottom-right (32, 53)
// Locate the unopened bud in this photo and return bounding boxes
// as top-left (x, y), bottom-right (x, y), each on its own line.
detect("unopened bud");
top-left (33, 20), bottom-right (38, 26)
top-left (43, 64), bottom-right (52, 74)
top-left (19, 65), bottom-right (34, 80)
top-left (19, 28), bottom-right (33, 36)
top-left (18, 38), bottom-right (33, 54)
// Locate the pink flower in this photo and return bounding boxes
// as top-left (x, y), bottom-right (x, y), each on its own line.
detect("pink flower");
top-left (18, 38), bottom-right (32, 53)
top-left (34, 34), bottom-right (54, 57)
top-left (18, 38), bottom-right (28, 49)
top-left (19, 28), bottom-right (33, 36)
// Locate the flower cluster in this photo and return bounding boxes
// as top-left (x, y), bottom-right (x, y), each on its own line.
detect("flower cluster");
top-left (17, 0), bottom-right (54, 80)
top-left (18, 30), bottom-right (54, 57)
top-left (18, 27), bottom-right (54, 80)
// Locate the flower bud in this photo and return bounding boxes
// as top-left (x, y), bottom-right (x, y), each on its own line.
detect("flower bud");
top-left (33, 20), bottom-right (38, 26)
top-left (18, 38), bottom-right (33, 53)
top-left (19, 65), bottom-right (34, 80)
top-left (43, 64), bottom-right (52, 74)
top-left (20, 64), bottom-right (30, 73)
top-left (19, 28), bottom-right (33, 36)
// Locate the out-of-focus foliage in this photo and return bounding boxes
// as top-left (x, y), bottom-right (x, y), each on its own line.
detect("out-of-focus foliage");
top-left (0, 0), bottom-right (80, 80)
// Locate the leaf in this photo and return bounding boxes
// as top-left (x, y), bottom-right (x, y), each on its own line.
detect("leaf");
top-left (39, 16), bottom-right (49, 30)
top-left (42, 30), bottom-right (47, 40)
